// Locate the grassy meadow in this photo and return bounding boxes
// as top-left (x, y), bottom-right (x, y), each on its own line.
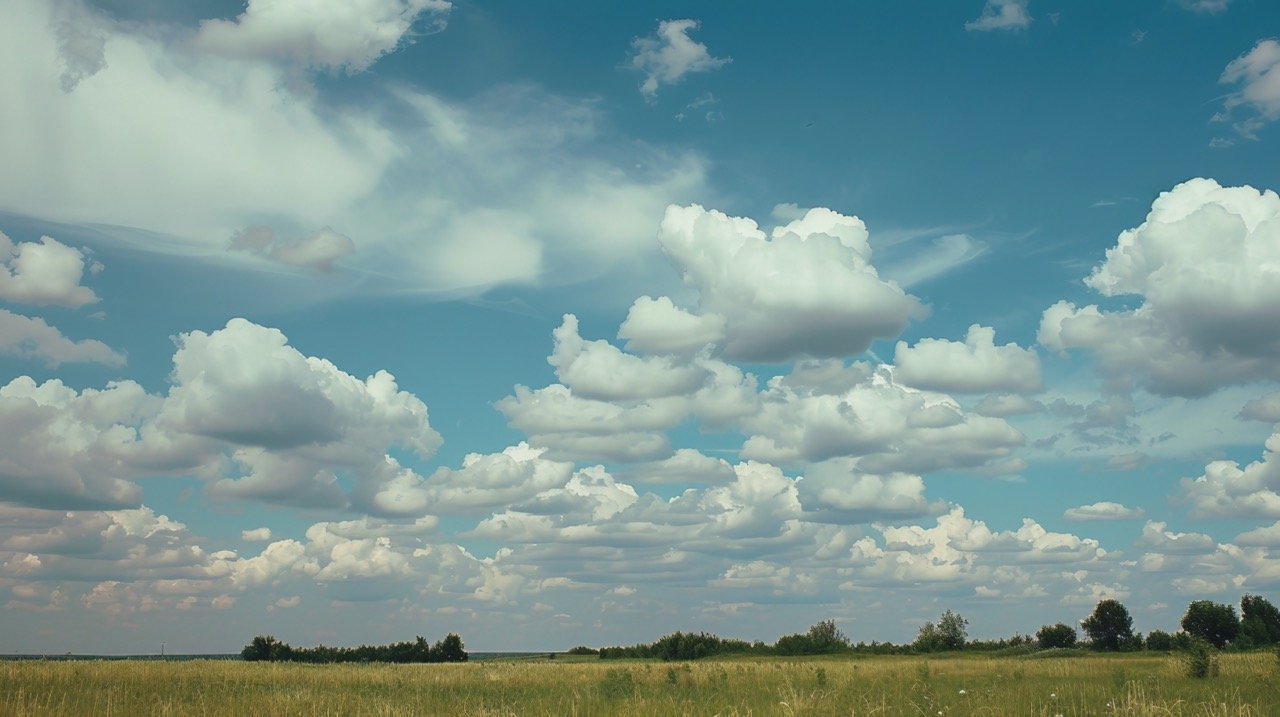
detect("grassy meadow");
top-left (1, 651), bottom-right (1277, 716)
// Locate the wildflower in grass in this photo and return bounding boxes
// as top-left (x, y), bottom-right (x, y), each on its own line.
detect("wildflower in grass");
top-left (958, 689), bottom-right (966, 695)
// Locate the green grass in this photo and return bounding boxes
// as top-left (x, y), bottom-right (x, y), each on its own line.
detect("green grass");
top-left (1, 652), bottom-right (1276, 716)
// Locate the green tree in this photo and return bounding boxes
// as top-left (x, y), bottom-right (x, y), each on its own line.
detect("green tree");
top-left (1239, 594), bottom-right (1280, 646)
top-left (913, 621), bottom-right (940, 652)
top-left (435, 633), bottom-right (468, 662)
top-left (1145, 629), bottom-right (1174, 651)
top-left (1035, 623), bottom-right (1077, 649)
top-left (1181, 601), bottom-right (1239, 649)
top-left (937, 609), bottom-right (968, 650)
top-left (240, 635), bottom-right (292, 661)
top-left (1081, 599), bottom-right (1133, 651)
top-left (806, 619), bottom-right (850, 653)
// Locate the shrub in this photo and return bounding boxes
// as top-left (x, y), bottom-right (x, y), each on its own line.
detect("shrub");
top-left (1183, 638), bottom-right (1219, 679)
top-left (1036, 623), bottom-right (1077, 649)
top-left (1145, 629), bottom-right (1174, 651)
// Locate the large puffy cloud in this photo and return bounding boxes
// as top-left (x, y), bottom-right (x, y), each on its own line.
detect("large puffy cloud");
top-left (651, 205), bottom-right (926, 362)
top-left (0, 309), bottom-right (124, 367)
top-left (894, 325), bottom-right (1042, 394)
top-left (1179, 429), bottom-right (1280, 519)
top-left (0, 378), bottom-right (154, 509)
top-left (1040, 179), bottom-right (1280, 396)
top-left (740, 364), bottom-right (1023, 473)
top-left (796, 460), bottom-right (945, 524)
top-left (0, 318), bottom-right (441, 514)
top-left (163, 319), bottom-right (441, 513)
top-left (0, 232), bottom-right (98, 308)
top-left (497, 322), bottom-right (758, 463)
top-left (617, 296), bottom-right (725, 356)
top-left (163, 318), bottom-right (438, 455)
top-left (0, 0), bottom-right (395, 246)
top-left (414, 443), bottom-right (574, 516)
top-left (629, 19), bottom-right (729, 99)
top-left (0, 0), bottom-right (708, 296)
top-left (193, 0), bottom-right (451, 72)
top-left (548, 314), bottom-right (710, 401)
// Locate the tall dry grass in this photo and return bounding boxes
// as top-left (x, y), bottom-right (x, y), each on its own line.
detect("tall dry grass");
top-left (0, 651), bottom-right (1276, 716)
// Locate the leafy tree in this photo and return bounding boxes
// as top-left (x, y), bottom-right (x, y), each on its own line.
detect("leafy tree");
top-left (1081, 599), bottom-right (1134, 651)
top-left (1145, 629), bottom-right (1174, 651)
top-left (806, 619), bottom-right (850, 652)
top-left (937, 609), bottom-right (968, 650)
top-left (241, 635), bottom-right (292, 662)
top-left (913, 621), bottom-right (941, 653)
top-left (915, 610), bottom-right (967, 652)
top-left (1239, 594), bottom-right (1280, 647)
top-left (1035, 623), bottom-right (1077, 649)
top-left (435, 633), bottom-right (468, 662)
top-left (1181, 600), bottom-right (1239, 649)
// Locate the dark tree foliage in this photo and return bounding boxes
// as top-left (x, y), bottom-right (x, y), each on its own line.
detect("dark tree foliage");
top-left (1239, 594), bottom-right (1280, 647)
top-left (775, 620), bottom-right (851, 656)
top-left (1181, 601), bottom-right (1240, 649)
top-left (240, 633), bottom-right (467, 663)
top-left (1081, 599), bottom-right (1134, 651)
top-left (1035, 623), bottom-right (1077, 649)
top-left (1145, 629), bottom-right (1175, 651)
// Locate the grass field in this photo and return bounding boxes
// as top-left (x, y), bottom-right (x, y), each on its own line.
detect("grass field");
top-left (1, 652), bottom-right (1277, 716)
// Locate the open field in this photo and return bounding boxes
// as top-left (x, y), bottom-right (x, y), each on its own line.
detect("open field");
top-left (1, 652), bottom-right (1277, 716)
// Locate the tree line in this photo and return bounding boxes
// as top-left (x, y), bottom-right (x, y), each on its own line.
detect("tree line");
top-left (588, 593), bottom-right (1280, 660)
top-left (240, 633), bottom-right (467, 663)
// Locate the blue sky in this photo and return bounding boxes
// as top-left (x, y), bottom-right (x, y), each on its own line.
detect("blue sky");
top-left (2, 0), bottom-right (1280, 654)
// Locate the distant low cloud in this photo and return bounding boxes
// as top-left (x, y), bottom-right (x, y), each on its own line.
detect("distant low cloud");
top-left (1180, 0), bottom-right (1231, 13)
top-left (229, 226), bottom-right (355, 272)
top-left (0, 308), bottom-right (123, 368)
top-left (193, 0), bottom-right (451, 72)
top-left (1240, 392), bottom-right (1280, 423)
top-left (630, 19), bottom-right (729, 100)
top-left (1216, 39), bottom-right (1280, 140)
top-left (965, 0), bottom-right (1032, 32)
top-left (1063, 502), bottom-right (1145, 522)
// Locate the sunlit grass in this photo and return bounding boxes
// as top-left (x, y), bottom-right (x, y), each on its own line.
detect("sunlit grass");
top-left (1, 652), bottom-right (1276, 716)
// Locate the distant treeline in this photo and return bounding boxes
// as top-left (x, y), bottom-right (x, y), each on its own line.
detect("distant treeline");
top-left (586, 593), bottom-right (1280, 661)
top-left (240, 633), bottom-right (467, 663)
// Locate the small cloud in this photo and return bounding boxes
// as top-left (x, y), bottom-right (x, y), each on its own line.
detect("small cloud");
top-left (1179, 0), bottom-right (1231, 13)
top-left (241, 527), bottom-right (273, 542)
top-left (1131, 29), bottom-right (1146, 44)
top-left (1217, 40), bottom-right (1280, 140)
top-left (965, 0), bottom-right (1032, 32)
top-left (629, 19), bottom-right (729, 100)
top-left (1208, 137), bottom-right (1235, 149)
top-left (228, 226), bottom-right (354, 272)
top-left (1239, 392), bottom-right (1280, 423)
top-left (1063, 501), bottom-right (1146, 522)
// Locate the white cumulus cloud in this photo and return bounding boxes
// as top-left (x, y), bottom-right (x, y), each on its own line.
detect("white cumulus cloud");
top-left (629, 19), bottom-right (729, 99)
top-left (193, 0), bottom-right (452, 72)
top-left (894, 325), bottom-right (1042, 394)
top-left (1039, 179), bottom-right (1280, 396)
